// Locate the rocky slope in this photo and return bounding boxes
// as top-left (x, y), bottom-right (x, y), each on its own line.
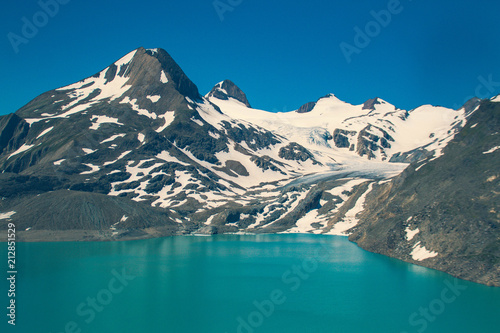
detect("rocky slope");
top-left (349, 99), bottom-right (500, 286)
top-left (0, 47), bottom-right (497, 286)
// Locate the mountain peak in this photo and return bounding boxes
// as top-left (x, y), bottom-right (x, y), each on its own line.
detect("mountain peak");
top-left (207, 80), bottom-right (251, 107)
top-left (460, 97), bottom-right (482, 117)
top-left (15, 47), bottom-right (201, 119)
top-left (297, 101), bottom-right (316, 113)
top-left (81, 46), bottom-right (200, 100)
top-left (317, 93), bottom-right (348, 105)
top-left (119, 47), bottom-right (200, 101)
top-left (362, 97), bottom-right (382, 110)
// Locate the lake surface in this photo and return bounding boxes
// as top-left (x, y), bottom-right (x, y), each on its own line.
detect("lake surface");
top-left (2, 234), bottom-right (500, 333)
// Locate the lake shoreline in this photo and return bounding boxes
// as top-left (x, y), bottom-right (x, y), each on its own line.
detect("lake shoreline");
top-left (2, 228), bottom-right (499, 289)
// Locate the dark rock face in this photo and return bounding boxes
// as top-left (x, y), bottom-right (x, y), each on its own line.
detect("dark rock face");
top-left (349, 100), bottom-right (500, 287)
top-left (0, 114), bottom-right (29, 155)
top-left (213, 159), bottom-right (250, 177)
top-left (151, 48), bottom-right (201, 101)
top-left (389, 149), bottom-right (434, 163)
top-left (221, 121), bottom-right (281, 151)
top-left (0, 190), bottom-right (178, 233)
top-left (164, 109), bottom-right (227, 164)
top-left (461, 97), bottom-right (482, 115)
top-left (297, 102), bottom-right (316, 113)
top-left (104, 64), bottom-right (118, 84)
top-left (262, 189), bottom-right (323, 233)
top-left (356, 125), bottom-right (394, 160)
top-left (362, 97), bottom-right (381, 110)
top-left (250, 156), bottom-right (285, 174)
top-left (0, 174), bottom-right (61, 198)
top-left (145, 174), bottom-right (175, 194)
top-left (207, 80), bottom-right (251, 107)
top-left (278, 142), bottom-right (319, 164)
top-left (333, 126), bottom-right (394, 160)
top-left (333, 129), bottom-right (356, 149)
top-left (225, 160), bottom-right (249, 176)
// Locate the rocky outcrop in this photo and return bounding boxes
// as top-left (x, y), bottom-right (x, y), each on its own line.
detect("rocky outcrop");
top-left (297, 102), bottom-right (316, 113)
top-left (349, 100), bottom-right (500, 286)
top-left (0, 113), bottom-right (29, 155)
top-left (279, 142), bottom-right (320, 164)
top-left (362, 97), bottom-right (381, 110)
top-left (356, 125), bottom-right (394, 160)
top-left (333, 129), bottom-right (356, 149)
top-left (207, 79), bottom-right (251, 107)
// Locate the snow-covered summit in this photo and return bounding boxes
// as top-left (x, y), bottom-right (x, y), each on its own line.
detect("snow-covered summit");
top-left (207, 86), bottom-right (465, 163)
top-left (206, 80), bottom-right (251, 108)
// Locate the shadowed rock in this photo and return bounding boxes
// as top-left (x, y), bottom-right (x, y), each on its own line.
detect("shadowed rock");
top-left (207, 80), bottom-right (251, 107)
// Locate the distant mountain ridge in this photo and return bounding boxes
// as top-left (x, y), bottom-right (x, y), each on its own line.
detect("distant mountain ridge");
top-left (0, 47), bottom-right (497, 286)
top-left (208, 90), bottom-right (472, 164)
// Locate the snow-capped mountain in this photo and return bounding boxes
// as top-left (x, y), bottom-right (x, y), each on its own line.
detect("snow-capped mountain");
top-left (207, 88), bottom-right (479, 163)
top-left (0, 47), bottom-right (476, 234)
top-left (1, 46), bottom-right (498, 285)
top-left (8, 48), bottom-right (326, 189)
top-left (0, 47), bottom-right (346, 237)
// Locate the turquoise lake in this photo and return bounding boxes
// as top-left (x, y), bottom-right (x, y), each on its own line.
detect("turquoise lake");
top-left (2, 234), bottom-right (500, 333)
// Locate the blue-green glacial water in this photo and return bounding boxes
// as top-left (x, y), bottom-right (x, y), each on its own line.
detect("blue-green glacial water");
top-left (2, 234), bottom-right (499, 333)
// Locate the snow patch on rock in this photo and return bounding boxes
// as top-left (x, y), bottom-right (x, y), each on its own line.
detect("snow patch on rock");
top-left (0, 211), bottom-right (16, 220)
top-left (411, 241), bottom-right (438, 261)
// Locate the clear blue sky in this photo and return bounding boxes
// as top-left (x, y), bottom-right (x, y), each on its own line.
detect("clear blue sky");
top-left (1, 0), bottom-right (500, 115)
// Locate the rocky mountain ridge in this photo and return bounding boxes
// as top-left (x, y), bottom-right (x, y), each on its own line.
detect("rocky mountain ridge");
top-left (0, 47), bottom-right (498, 286)
top-left (349, 99), bottom-right (500, 286)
